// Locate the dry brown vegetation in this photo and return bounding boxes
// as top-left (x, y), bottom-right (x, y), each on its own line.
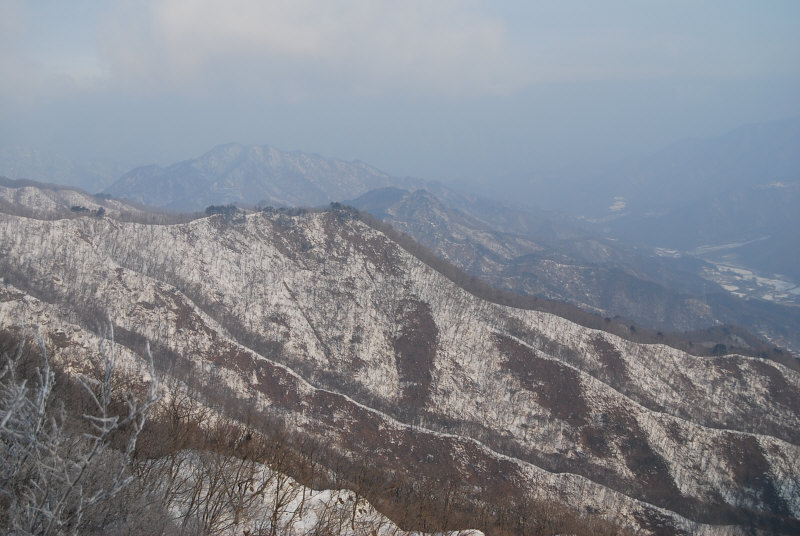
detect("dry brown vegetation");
top-left (1, 329), bottom-right (631, 535)
top-left (2, 198), bottom-right (798, 535)
top-left (351, 207), bottom-right (795, 366)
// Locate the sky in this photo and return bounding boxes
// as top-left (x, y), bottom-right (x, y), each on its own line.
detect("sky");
top-left (1, 0), bottom-right (799, 194)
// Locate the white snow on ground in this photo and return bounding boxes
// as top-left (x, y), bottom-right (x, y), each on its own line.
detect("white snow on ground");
top-left (702, 263), bottom-right (799, 303)
top-left (157, 451), bottom-right (484, 536)
top-left (1, 191), bottom-right (798, 533)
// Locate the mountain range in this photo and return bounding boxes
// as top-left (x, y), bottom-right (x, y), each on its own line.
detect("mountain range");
top-left (343, 186), bottom-right (800, 355)
top-left (582, 117), bottom-right (800, 289)
top-left (6, 123), bottom-right (798, 352)
top-left (536, 116), bottom-right (800, 220)
top-left (2, 118), bottom-right (800, 533)
top-left (104, 143), bottom-right (422, 210)
top-left (1, 181), bottom-right (799, 534)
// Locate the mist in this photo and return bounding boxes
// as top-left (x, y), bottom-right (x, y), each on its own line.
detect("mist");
top-left (2, 1), bottom-right (799, 200)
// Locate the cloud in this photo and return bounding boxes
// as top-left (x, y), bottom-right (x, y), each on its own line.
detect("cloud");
top-left (8, 1), bottom-right (799, 107)
top-left (0, 0), bottom-right (41, 106)
top-left (98, 0), bottom-right (528, 98)
top-left (0, 0), bottom-right (106, 110)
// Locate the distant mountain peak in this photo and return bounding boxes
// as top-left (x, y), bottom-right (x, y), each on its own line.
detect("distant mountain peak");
top-left (103, 144), bottom-right (418, 210)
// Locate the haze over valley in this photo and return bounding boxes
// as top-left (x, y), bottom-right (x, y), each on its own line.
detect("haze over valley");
top-left (1, 2), bottom-right (799, 534)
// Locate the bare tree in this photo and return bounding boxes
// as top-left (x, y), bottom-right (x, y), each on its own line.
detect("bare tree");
top-left (0, 327), bottom-right (159, 536)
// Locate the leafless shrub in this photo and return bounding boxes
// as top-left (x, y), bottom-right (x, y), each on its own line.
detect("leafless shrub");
top-left (0, 326), bottom-right (160, 536)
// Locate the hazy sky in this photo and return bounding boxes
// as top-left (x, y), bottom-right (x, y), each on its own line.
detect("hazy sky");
top-left (2, 0), bottom-right (799, 189)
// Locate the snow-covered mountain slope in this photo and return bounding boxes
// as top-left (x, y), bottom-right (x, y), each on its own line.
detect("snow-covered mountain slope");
top-left (99, 139), bottom-right (800, 351)
top-left (104, 143), bottom-right (422, 210)
top-left (1, 191), bottom-right (799, 534)
top-left (0, 176), bottom-right (158, 220)
top-left (0, 316), bottom-right (482, 536)
top-left (348, 187), bottom-right (800, 354)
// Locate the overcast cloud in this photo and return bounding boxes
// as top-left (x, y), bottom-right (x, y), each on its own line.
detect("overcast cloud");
top-left (97, 0), bottom-right (527, 97)
top-left (2, 0), bottom-right (799, 193)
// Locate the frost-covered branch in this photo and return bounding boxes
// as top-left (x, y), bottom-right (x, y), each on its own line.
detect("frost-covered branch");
top-left (0, 325), bottom-right (160, 536)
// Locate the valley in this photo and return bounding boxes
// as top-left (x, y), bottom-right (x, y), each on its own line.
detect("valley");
top-left (1, 181), bottom-right (798, 534)
top-left (3, 5), bottom-right (798, 534)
